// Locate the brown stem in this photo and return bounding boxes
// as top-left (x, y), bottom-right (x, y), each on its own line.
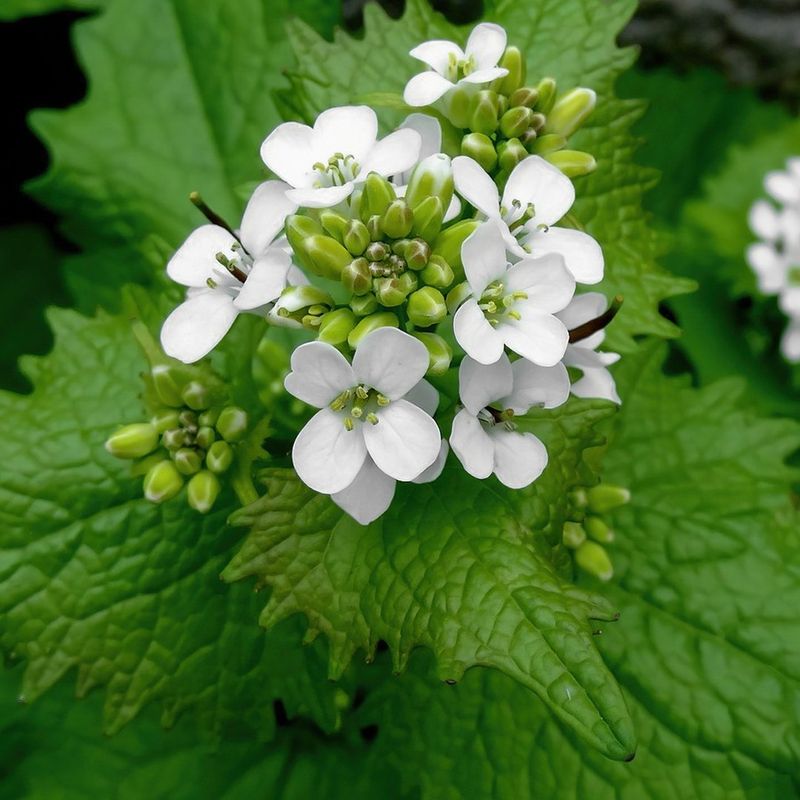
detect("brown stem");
top-left (568, 295), bottom-right (623, 344)
top-left (190, 191), bottom-right (238, 239)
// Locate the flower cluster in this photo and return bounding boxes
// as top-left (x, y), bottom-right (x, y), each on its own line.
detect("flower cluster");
top-left (747, 157), bottom-right (800, 361)
top-left (116, 23), bottom-right (623, 523)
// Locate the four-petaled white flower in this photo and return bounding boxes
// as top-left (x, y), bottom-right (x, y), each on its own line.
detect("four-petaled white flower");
top-left (453, 155), bottom-right (604, 284)
top-left (556, 293), bottom-right (620, 404)
top-left (260, 106), bottom-right (421, 209)
top-left (454, 220), bottom-right (575, 366)
top-left (404, 22), bottom-right (509, 107)
top-left (450, 354), bottom-right (569, 488)
top-left (161, 181), bottom-right (300, 364)
top-left (284, 327), bottom-right (441, 497)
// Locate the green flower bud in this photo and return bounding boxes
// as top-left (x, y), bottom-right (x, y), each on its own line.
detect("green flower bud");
top-left (374, 274), bottom-right (416, 307)
top-left (350, 292), bottom-right (379, 317)
top-left (420, 254), bottom-right (454, 288)
top-left (495, 46), bottom-right (525, 96)
top-left (105, 422), bottom-right (158, 460)
top-left (499, 106), bottom-right (533, 139)
top-left (364, 241), bottom-right (389, 262)
top-left (496, 138), bottom-right (528, 173)
top-left (130, 452), bottom-right (164, 478)
top-left (446, 281), bottom-right (473, 314)
top-left (206, 440), bottom-right (234, 474)
top-left (531, 133), bottom-right (567, 155)
top-left (544, 87), bottom-right (596, 138)
top-left (404, 153), bottom-right (454, 215)
top-left (143, 460), bottom-right (184, 504)
top-left (178, 409), bottom-right (197, 428)
top-left (530, 112), bottom-right (547, 132)
top-left (508, 86), bottom-right (539, 108)
top-left (401, 238), bottom-right (431, 271)
top-left (407, 286), bottom-right (447, 327)
top-left (198, 408), bottom-right (220, 428)
top-left (381, 199), bottom-right (414, 239)
top-left (469, 89), bottom-right (500, 135)
top-left (294, 234), bottom-right (352, 280)
top-left (586, 484), bottom-right (630, 514)
top-left (585, 515), bottom-right (615, 544)
top-left (195, 425), bottom-right (214, 449)
top-left (575, 540), bottom-right (613, 581)
top-left (366, 214), bottom-right (383, 241)
top-left (216, 406), bottom-right (248, 442)
top-left (161, 427), bottom-right (186, 451)
top-left (361, 172), bottom-right (396, 222)
top-left (173, 447), bottom-right (202, 476)
top-left (518, 128), bottom-right (537, 149)
top-left (562, 520), bottom-right (587, 549)
top-left (319, 210), bottom-right (348, 243)
top-left (182, 380), bottom-right (211, 411)
top-left (411, 332), bottom-right (452, 376)
top-left (431, 219), bottom-right (481, 281)
top-left (446, 87), bottom-right (472, 128)
top-left (187, 470), bottom-right (221, 514)
top-left (151, 410), bottom-right (180, 434)
top-left (534, 77), bottom-right (557, 114)
top-left (410, 196), bottom-right (444, 243)
top-left (318, 308), bottom-right (357, 346)
top-left (497, 94), bottom-right (508, 117)
top-left (342, 219), bottom-right (371, 256)
top-left (545, 150), bottom-right (597, 177)
top-left (461, 132), bottom-right (497, 172)
top-left (285, 214), bottom-right (324, 261)
top-left (342, 257), bottom-right (373, 295)
top-left (272, 285), bottom-right (335, 327)
top-left (151, 364), bottom-right (188, 407)
top-left (347, 311), bottom-right (399, 349)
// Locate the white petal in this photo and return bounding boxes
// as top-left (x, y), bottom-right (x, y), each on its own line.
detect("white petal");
top-left (765, 170), bottom-right (800, 205)
top-left (748, 199), bottom-right (780, 241)
top-left (787, 158), bottom-right (800, 181)
top-left (403, 72), bottom-right (455, 107)
top-left (503, 360), bottom-right (570, 413)
top-left (449, 409), bottom-right (493, 479)
top-left (459, 354), bottom-right (513, 415)
top-left (502, 156), bottom-right (575, 226)
top-left (490, 428), bottom-right (548, 489)
top-left (160, 291), bottom-right (238, 364)
top-left (452, 156), bottom-right (501, 219)
top-left (523, 226), bottom-right (604, 284)
top-left (498, 314), bottom-right (569, 367)
top-left (461, 220), bottom-right (507, 295)
top-left (166, 225), bottom-right (238, 287)
top-left (460, 67), bottom-right (508, 84)
top-left (412, 440), bottom-right (449, 484)
top-left (746, 243), bottom-right (785, 294)
top-left (331, 457), bottom-right (396, 525)
top-left (359, 128), bottom-right (422, 179)
top-left (453, 299), bottom-right (506, 365)
top-left (239, 181), bottom-right (297, 257)
top-left (285, 341), bottom-right (355, 407)
top-left (293, 409), bottom-right (367, 494)
top-left (352, 327), bottom-right (429, 399)
top-left (556, 291), bottom-right (607, 330)
top-left (409, 39), bottom-right (464, 73)
top-left (779, 286), bottom-right (800, 316)
top-left (260, 122), bottom-right (316, 188)
top-left (781, 321), bottom-right (800, 362)
top-left (288, 264), bottom-right (309, 285)
top-left (233, 249), bottom-right (291, 310)
top-left (405, 379), bottom-right (439, 416)
top-left (400, 113), bottom-right (443, 160)
top-left (286, 183), bottom-right (354, 209)
top-left (563, 343), bottom-right (617, 370)
top-left (465, 22), bottom-right (506, 70)
top-left (313, 106), bottom-right (377, 162)
top-left (571, 367), bottom-right (621, 404)
top-left (364, 400), bottom-right (440, 481)
top-left (505, 253), bottom-right (575, 313)
top-left (444, 194), bottom-right (462, 222)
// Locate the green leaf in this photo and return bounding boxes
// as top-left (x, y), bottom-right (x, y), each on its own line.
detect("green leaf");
top-left (0, 294), bottom-right (340, 736)
top-left (283, 0), bottom-right (694, 351)
top-left (0, 0), bottom-right (102, 21)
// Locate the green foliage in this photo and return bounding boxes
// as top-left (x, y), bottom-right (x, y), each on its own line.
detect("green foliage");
top-left (0, 0), bottom-right (103, 21)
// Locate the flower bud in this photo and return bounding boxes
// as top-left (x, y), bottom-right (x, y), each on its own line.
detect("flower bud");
top-left (534, 77), bottom-right (557, 114)
top-left (151, 364), bottom-right (188, 407)
top-left (431, 219), bottom-right (481, 281)
top-left (586, 484), bottom-right (630, 514)
top-left (178, 409), bottom-right (197, 428)
top-left (445, 86), bottom-right (471, 127)
top-left (350, 292), bottom-right (379, 317)
top-left (285, 213), bottom-right (323, 254)
top-left (161, 427), bottom-right (186, 451)
top-left (469, 90), bottom-right (500, 135)
top-left (575, 540), bottom-right (613, 581)
top-left (496, 138), bottom-right (528, 173)
top-left (293, 234), bottom-right (352, 280)
top-left (342, 219), bottom-right (371, 256)
top-left (562, 520), bottom-right (587, 549)
top-left (105, 422), bottom-right (158, 459)
top-left (544, 87), bottom-right (596, 138)
top-left (196, 425), bottom-right (216, 449)
top-left (497, 94), bottom-right (508, 117)
top-left (198, 408), bottom-right (220, 427)
top-left (143, 460), bottom-right (184, 504)
top-left (495, 46), bottom-right (525, 96)
top-left (187, 470), bottom-right (221, 514)
top-left (216, 406), bottom-right (248, 442)
top-left (531, 133), bottom-right (566, 155)
top-left (407, 286), bottom-right (447, 327)
top-left (404, 154), bottom-right (454, 215)
top-left (206, 440), bottom-right (234, 474)
top-left (411, 332), bottom-right (452, 376)
top-left (342, 257), bottom-right (373, 295)
top-left (374, 274), bottom-right (416, 307)
top-left (366, 214), bottom-right (383, 241)
top-left (319, 210), bottom-right (348, 243)
top-left (508, 86), bottom-right (539, 108)
top-left (381, 199), bottom-right (414, 239)
top-left (499, 106), bottom-right (533, 139)
top-left (318, 308), bottom-right (357, 346)
top-left (461, 132), bottom-right (498, 172)
top-left (130, 452), bottom-right (164, 478)
top-left (420, 254), bottom-right (454, 288)
top-left (519, 128), bottom-right (537, 149)
top-left (585, 516), bottom-right (614, 544)
top-left (173, 447), bottom-right (202, 476)
top-left (446, 281), bottom-right (473, 314)
top-left (272, 285), bottom-right (334, 327)
top-left (410, 196), bottom-right (444, 243)
top-left (402, 238), bottom-right (431, 271)
top-left (545, 150), bottom-right (597, 177)
top-left (347, 312), bottom-right (399, 349)
top-left (182, 380), bottom-right (211, 411)
top-left (151, 410), bottom-right (180, 434)
top-left (361, 172), bottom-right (396, 221)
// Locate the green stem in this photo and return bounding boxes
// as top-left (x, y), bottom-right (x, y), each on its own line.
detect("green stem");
top-left (231, 415), bottom-right (272, 507)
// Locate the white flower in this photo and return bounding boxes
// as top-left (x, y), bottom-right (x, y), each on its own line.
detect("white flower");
top-left (284, 327), bottom-right (441, 496)
top-left (781, 318), bottom-right (800, 363)
top-left (453, 221), bottom-right (575, 366)
top-left (450, 354), bottom-right (568, 488)
top-left (331, 380), bottom-right (449, 525)
top-left (161, 181), bottom-right (299, 363)
top-left (452, 154), bottom-right (604, 284)
top-left (260, 106), bottom-right (421, 209)
top-left (556, 293), bottom-right (620, 404)
top-left (403, 23), bottom-right (509, 107)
